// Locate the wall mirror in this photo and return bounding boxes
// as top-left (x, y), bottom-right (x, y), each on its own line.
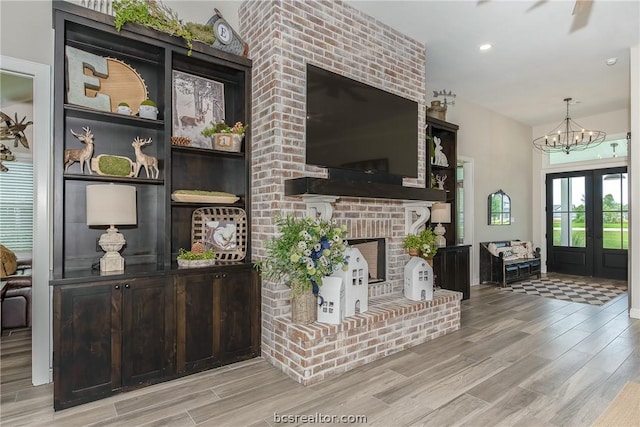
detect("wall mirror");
top-left (488, 189), bottom-right (511, 225)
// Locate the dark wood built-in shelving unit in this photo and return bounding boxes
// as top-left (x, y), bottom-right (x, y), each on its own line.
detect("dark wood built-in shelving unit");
top-left (50, 2), bottom-right (259, 410)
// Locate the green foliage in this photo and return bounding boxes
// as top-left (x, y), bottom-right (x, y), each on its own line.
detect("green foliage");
top-left (185, 22), bottom-right (215, 45)
top-left (98, 155), bottom-right (132, 176)
top-left (402, 233), bottom-right (422, 250)
top-left (202, 121), bottom-right (248, 137)
top-left (177, 247), bottom-right (215, 260)
top-left (113, 0), bottom-right (194, 55)
top-left (117, 102), bottom-right (130, 107)
top-left (140, 99), bottom-right (156, 107)
top-left (403, 228), bottom-right (438, 258)
top-left (258, 215), bottom-right (349, 295)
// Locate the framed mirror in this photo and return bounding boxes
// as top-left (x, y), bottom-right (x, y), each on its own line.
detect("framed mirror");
top-left (488, 189), bottom-right (511, 225)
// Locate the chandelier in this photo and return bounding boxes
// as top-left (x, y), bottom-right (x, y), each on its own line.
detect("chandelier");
top-left (532, 98), bottom-right (606, 154)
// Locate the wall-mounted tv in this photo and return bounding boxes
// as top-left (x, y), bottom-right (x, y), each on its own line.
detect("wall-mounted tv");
top-left (305, 64), bottom-right (419, 183)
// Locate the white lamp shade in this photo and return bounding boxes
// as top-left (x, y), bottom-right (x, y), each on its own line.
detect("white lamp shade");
top-left (431, 203), bottom-right (451, 224)
top-left (87, 184), bottom-right (137, 226)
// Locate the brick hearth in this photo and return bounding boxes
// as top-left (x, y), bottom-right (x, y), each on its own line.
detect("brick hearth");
top-left (272, 290), bottom-right (461, 385)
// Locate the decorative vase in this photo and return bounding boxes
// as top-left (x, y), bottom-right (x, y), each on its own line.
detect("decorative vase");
top-left (408, 248), bottom-right (420, 257)
top-left (427, 100), bottom-right (446, 121)
top-left (138, 105), bottom-right (158, 120)
top-left (291, 287), bottom-right (317, 324)
top-left (116, 105), bottom-right (132, 115)
top-left (423, 257), bottom-right (433, 268)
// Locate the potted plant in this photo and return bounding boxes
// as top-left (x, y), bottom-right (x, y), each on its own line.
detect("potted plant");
top-left (418, 227), bottom-right (438, 261)
top-left (176, 242), bottom-right (215, 268)
top-left (403, 228), bottom-right (438, 261)
top-left (138, 99), bottom-right (158, 120)
top-left (258, 215), bottom-right (349, 323)
top-left (201, 120), bottom-right (248, 152)
top-left (403, 233), bottom-right (423, 257)
top-left (116, 102), bottom-right (132, 115)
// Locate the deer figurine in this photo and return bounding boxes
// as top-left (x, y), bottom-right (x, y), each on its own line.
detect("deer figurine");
top-left (64, 127), bottom-right (94, 174)
top-left (132, 137), bottom-right (159, 179)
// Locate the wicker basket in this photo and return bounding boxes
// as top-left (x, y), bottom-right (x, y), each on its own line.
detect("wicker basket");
top-left (191, 207), bottom-right (247, 261)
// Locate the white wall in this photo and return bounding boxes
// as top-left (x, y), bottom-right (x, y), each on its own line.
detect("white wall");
top-left (446, 99), bottom-right (533, 285)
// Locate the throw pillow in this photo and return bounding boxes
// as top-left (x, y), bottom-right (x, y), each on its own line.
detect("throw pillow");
top-left (1, 244), bottom-right (18, 277)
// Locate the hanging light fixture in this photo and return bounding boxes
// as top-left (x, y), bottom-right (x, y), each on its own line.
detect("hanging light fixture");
top-left (532, 98), bottom-right (606, 154)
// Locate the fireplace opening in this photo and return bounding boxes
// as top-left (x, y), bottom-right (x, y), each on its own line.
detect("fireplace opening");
top-left (348, 238), bottom-right (386, 284)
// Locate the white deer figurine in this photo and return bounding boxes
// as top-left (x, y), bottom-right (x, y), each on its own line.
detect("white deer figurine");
top-left (64, 127), bottom-right (94, 174)
top-left (132, 137), bottom-right (159, 179)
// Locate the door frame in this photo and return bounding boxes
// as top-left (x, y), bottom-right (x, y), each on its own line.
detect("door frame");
top-left (545, 166), bottom-right (628, 280)
top-left (1, 56), bottom-right (52, 385)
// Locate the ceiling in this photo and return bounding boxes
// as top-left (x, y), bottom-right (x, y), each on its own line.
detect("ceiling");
top-left (345, 0), bottom-right (640, 126)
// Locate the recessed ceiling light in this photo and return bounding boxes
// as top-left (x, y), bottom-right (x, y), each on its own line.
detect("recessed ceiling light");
top-left (606, 57), bottom-right (617, 66)
top-left (479, 43), bottom-right (492, 51)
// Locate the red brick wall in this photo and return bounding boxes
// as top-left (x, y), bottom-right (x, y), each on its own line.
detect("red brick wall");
top-left (240, 0), bottom-right (428, 370)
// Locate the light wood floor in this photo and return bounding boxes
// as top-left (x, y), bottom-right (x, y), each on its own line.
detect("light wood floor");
top-left (1, 276), bottom-right (638, 426)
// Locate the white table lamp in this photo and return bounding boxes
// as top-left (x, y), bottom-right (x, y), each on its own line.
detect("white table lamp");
top-left (87, 184), bottom-right (137, 273)
top-left (431, 202), bottom-right (451, 248)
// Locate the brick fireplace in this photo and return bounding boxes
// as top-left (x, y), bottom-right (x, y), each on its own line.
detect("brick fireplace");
top-left (241, 0), bottom-right (460, 384)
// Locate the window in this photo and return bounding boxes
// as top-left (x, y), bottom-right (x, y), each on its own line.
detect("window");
top-left (601, 173), bottom-right (628, 249)
top-left (488, 189), bottom-right (511, 225)
top-left (0, 161), bottom-right (33, 251)
top-left (552, 176), bottom-right (586, 247)
top-left (549, 135), bottom-right (628, 165)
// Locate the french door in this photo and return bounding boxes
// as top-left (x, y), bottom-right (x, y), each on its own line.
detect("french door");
top-left (546, 167), bottom-right (628, 280)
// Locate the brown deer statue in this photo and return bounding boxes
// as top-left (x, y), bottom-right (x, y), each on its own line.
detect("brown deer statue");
top-left (64, 127), bottom-right (94, 174)
top-left (132, 137), bottom-right (159, 179)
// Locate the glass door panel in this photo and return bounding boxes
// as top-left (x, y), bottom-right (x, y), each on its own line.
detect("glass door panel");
top-left (601, 173), bottom-right (628, 250)
top-left (552, 176), bottom-right (585, 248)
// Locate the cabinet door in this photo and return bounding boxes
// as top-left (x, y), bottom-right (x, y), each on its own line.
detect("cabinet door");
top-left (453, 248), bottom-right (470, 300)
top-left (53, 282), bottom-right (122, 410)
top-left (175, 272), bottom-right (220, 374)
top-left (219, 269), bottom-right (260, 360)
top-left (121, 277), bottom-right (175, 386)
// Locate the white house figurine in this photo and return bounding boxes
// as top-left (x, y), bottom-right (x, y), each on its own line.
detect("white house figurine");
top-left (317, 276), bottom-right (345, 324)
top-left (333, 247), bottom-right (369, 317)
top-left (404, 257), bottom-right (434, 301)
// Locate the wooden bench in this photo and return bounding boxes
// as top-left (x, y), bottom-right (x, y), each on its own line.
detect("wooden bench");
top-left (480, 240), bottom-right (541, 287)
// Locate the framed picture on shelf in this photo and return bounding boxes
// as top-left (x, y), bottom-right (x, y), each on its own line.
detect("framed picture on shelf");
top-left (192, 207), bottom-right (247, 261)
top-left (172, 70), bottom-right (225, 149)
top-left (205, 220), bottom-right (237, 251)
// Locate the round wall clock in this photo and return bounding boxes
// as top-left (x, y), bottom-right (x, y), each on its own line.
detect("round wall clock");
top-left (214, 20), bottom-right (232, 45)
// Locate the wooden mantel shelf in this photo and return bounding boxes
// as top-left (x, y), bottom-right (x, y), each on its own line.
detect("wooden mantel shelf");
top-left (284, 177), bottom-right (446, 202)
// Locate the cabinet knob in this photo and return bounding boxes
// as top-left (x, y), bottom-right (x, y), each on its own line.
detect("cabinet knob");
top-left (214, 274), bottom-right (220, 279)
top-left (124, 283), bottom-right (130, 289)
top-left (114, 284), bottom-right (120, 290)
top-left (222, 273), bottom-right (227, 278)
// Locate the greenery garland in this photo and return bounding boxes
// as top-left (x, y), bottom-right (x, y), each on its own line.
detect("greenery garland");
top-left (113, 0), bottom-right (194, 55)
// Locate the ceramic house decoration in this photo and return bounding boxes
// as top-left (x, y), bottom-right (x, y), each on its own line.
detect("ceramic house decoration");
top-left (317, 276), bottom-right (344, 324)
top-left (333, 247), bottom-right (369, 317)
top-left (404, 256), bottom-right (433, 301)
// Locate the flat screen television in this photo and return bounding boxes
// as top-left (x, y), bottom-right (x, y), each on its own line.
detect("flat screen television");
top-left (305, 64), bottom-right (419, 184)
